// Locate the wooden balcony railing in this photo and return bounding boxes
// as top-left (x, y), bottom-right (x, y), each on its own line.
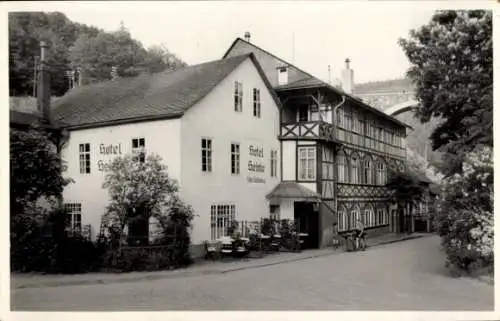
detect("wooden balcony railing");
top-left (280, 121), bottom-right (406, 158)
top-left (280, 121), bottom-right (336, 142)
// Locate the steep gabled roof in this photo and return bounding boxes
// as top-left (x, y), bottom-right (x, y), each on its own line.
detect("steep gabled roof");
top-left (223, 38), bottom-right (410, 129)
top-left (53, 54), bottom-right (279, 130)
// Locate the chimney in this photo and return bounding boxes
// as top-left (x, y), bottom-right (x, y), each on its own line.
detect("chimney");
top-left (277, 64), bottom-right (288, 86)
top-left (244, 31), bottom-right (251, 42)
top-left (37, 41), bottom-right (51, 123)
top-left (341, 58), bottom-right (354, 94)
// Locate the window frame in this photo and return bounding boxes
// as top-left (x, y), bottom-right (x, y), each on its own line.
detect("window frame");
top-left (210, 204), bottom-right (236, 240)
top-left (253, 88), bottom-right (261, 118)
top-left (79, 143), bottom-right (91, 174)
top-left (64, 203), bottom-right (82, 234)
top-left (201, 138), bottom-right (213, 173)
top-left (234, 81), bottom-right (243, 112)
top-left (298, 146), bottom-right (316, 181)
top-left (270, 149), bottom-right (278, 178)
top-left (231, 143), bottom-right (240, 175)
top-left (132, 137), bottom-right (146, 163)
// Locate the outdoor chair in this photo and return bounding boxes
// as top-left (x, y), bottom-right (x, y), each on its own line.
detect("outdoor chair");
top-left (204, 240), bottom-right (221, 260)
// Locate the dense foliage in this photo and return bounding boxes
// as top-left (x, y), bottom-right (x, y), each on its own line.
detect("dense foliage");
top-left (10, 127), bottom-right (99, 273)
top-left (102, 154), bottom-right (195, 270)
top-left (9, 12), bottom-right (186, 97)
top-left (399, 10), bottom-right (492, 175)
top-left (10, 127), bottom-right (71, 216)
top-left (435, 146), bottom-right (493, 275)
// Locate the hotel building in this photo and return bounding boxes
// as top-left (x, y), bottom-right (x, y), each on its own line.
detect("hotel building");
top-left (39, 36), bottom-right (409, 250)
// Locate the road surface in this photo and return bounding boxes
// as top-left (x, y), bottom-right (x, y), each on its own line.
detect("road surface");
top-left (12, 236), bottom-right (493, 310)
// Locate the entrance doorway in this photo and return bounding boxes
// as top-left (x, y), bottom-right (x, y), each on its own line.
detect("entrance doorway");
top-left (294, 201), bottom-right (320, 249)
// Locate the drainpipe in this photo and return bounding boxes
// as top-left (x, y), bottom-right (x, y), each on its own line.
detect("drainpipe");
top-left (331, 95), bottom-right (346, 222)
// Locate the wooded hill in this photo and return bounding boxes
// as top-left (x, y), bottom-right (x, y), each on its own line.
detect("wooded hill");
top-left (9, 12), bottom-right (187, 97)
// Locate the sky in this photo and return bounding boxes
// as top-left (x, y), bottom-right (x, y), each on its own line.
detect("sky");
top-left (6, 2), bottom-right (449, 84)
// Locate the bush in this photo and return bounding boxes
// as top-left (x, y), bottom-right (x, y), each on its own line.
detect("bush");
top-left (11, 207), bottom-right (103, 273)
top-left (436, 146), bottom-right (493, 275)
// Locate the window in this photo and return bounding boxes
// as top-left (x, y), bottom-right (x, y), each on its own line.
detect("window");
top-left (377, 208), bottom-right (385, 225)
top-left (64, 203), bottom-right (82, 234)
top-left (298, 146), bottom-right (316, 180)
top-left (210, 204), bottom-right (235, 240)
top-left (201, 138), bottom-right (212, 172)
top-left (345, 111), bottom-right (352, 131)
top-left (253, 88), bottom-right (261, 118)
top-left (132, 138), bottom-right (146, 163)
top-left (270, 149), bottom-right (278, 178)
top-left (337, 153), bottom-right (347, 183)
top-left (234, 81), bottom-right (243, 112)
top-left (364, 158), bottom-right (373, 184)
top-left (231, 143), bottom-right (240, 175)
top-left (338, 208), bottom-right (348, 231)
top-left (364, 207), bottom-right (375, 228)
top-left (350, 155), bottom-right (359, 184)
top-left (350, 207), bottom-right (360, 230)
top-left (376, 161), bottom-right (387, 185)
top-left (79, 143), bottom-right (91, 174)
top-left (336, 108), bottom-right (343, 126)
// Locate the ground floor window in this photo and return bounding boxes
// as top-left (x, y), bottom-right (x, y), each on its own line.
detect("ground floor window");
top-left (338, 210), bottom-right (348, 231)
top-left (64, 203), bottom-right (82, 233)
top-left (210, 204), bottom-right (236, 240)
top-left (350, 207), bottom-right (360, 230)
top-left (376, 208), bottom-right (387, 225)
top-left (364, 208), bottom-right (375, 228)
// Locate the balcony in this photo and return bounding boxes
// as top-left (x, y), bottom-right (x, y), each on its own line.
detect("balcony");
top-left (279, 121), bottom-right (406, 159)
top-left (280, 121), bottom-right (336, 142)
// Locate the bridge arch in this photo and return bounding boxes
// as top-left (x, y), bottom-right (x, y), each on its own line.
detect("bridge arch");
top-left (385, 99), bottom-right (419, 116)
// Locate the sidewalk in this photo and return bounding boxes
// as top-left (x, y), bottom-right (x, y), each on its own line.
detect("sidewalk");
top-left (12, 232), bottom-right (428, 289)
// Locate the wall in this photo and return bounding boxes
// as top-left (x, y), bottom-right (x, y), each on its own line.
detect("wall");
top-left (61, 118), bottom-right (182, 240)
top-left (180, 57), bottom-right (281, 244)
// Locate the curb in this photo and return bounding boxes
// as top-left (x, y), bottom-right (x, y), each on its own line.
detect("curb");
top-left (13, 234), bottom-right (426, 289)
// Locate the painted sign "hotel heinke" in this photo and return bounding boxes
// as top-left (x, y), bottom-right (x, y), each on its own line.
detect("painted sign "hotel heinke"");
top-left (247, 145), bottom-right (265, 183)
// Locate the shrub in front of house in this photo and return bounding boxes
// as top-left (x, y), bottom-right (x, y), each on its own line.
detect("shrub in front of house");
top-left (11, 207), bottom-right (102, 273)
top-left (436, 146), bottom-right (493, 276)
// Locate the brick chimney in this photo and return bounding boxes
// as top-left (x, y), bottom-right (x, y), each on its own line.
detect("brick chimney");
top-left (341, 58), bottom-right (354, 94)
top-left (37, 41), bottom-right (51, 123)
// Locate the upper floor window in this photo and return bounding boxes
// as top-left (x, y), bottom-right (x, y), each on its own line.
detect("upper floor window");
top-left (79, 143), bottom-right (91, 174)
top-left (270, 149), bottom-right (278, 178)
top-left (253, 88), bottom-right (261, 118)
top-left (132, 138), bottom-right (146, 163)
top-left (234, 81), bottom-right (243, 112)
top-left (298, 146), bottom-right (316, 180)
top-left (64, 203), bottom-right (82, 234)
top-left (231, 143), bottom-right (240, 175)
top-left (350, 155), bottom-right (359, 184)
top-left (376, 161), bottom-right (387, 185)
top-left (337, 153), bottom-right (347, 183)
top-left (364, 158), bottom-right (373, 184)
top-left (345, 112), bottom-right (352, 131)
top-left (201, 138), bottom-right (212, 173)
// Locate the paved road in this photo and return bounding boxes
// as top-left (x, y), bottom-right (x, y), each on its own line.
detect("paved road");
top-left (12, 236), bottom-right (493, 311)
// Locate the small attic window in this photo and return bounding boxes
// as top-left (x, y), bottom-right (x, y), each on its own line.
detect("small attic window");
top-left (277, 65), bottom-right (288, 86)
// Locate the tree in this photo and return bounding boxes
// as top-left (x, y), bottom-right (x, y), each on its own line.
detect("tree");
top-left (102, 154), bottom-right (194, 247)
top-left (435, 146), bottom-right (493, 274)
top-left (10, 127), bottom-right (72, 216)
top-left (399, 10), bottom-right (492, 174)
top-left (386, 169), bottom-right (428, 232)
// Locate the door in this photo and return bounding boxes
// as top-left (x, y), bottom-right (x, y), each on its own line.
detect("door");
top-left (294, 202), bottom-right (320, 249)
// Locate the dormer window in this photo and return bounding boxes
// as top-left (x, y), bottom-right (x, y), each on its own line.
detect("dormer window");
top-left (277, 65), bottom-right (288, 86)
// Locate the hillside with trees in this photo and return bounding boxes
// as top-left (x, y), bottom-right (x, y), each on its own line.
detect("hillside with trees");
top-left (9, 12), bottom-right (186, 97)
